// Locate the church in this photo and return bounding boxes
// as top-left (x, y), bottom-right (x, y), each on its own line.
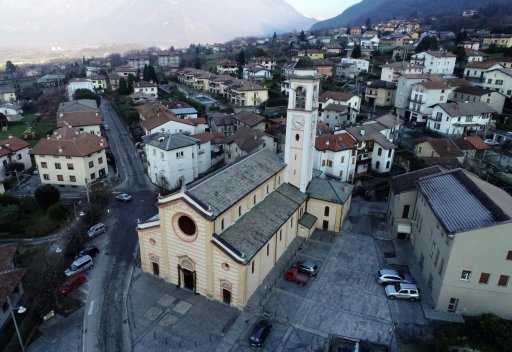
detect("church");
top-left (136, 60), bottom-right (354, 308)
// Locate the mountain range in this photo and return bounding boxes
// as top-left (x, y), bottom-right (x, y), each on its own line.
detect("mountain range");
top-left (311, 0), bottom-right (511, 30)
top-left (0, 0), bottom-right (316, 49)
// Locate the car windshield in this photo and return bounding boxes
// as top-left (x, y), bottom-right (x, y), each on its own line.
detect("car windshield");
top-left (394, 283), bottom-right (401, 291)
top-left (398, 273), bottom-right (405, 280)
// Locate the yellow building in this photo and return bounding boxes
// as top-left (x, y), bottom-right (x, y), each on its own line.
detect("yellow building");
top-left (137, 60), bottom-right (353, 308)
top-left (90, 75), bottom-right (107, 92)
top-left (483, 34), bottom-right (512, 48)
top-left (31, 126), bottom-right (109, 188)
top-left (298, 49), bottom-right (324, 60)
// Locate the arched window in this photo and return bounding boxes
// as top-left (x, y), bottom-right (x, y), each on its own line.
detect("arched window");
top-left (295, 134), bottom-right (300, 141)
top-left (251, 261), bottom-right (255, 273)
top-left (324, 206), bottom-right (330, 216)
top-left (295, 86), bottom-right (306, 109)
top-left (378, 148), bottom-right (382, 156)
top-left (386, 161), bottom-right (390, 169)
top-left (238, 206), bottom-right (241, 216)
top-left (375, 161), bottom-right (381, 169)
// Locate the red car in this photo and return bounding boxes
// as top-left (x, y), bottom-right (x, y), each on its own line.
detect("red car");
top-left (285, 267), bottom-right (310, 286)
top-left (59, 274), bottom-right (86, 295)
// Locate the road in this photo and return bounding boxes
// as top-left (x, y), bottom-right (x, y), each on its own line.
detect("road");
top-left (81, 98), bottom-right (158, 352)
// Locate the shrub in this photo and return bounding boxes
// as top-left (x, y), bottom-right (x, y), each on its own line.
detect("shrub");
top-left (35, 185), bottom-right (60, 210)
top-left (20, 196), bottom-right (38, 212)
top-left (47, 204), bottom-right (66, 221)
top-left (0, 193), bottom-right (19, 206)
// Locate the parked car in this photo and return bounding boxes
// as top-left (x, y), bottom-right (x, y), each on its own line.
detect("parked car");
top-left (484, 139), bottom-right (499, 146)
top-left (385, 283), bottom-right (420, 301)
top-left (285, 267), bottom-right (309, 286)
top-left (64, 255), bottom-right (94, 277)
top-left (248, 319), bottom-right (272, 347)
top-left (77, 245), bottom-right (99, 259)
top-left (59, 274), bottom-right (86, 295)
top-left (293, 260), bottom-right (318, 276)
top-left (377, 269), bottom-right (414, 285)
top-left (115, 193), bottom-right (132, 202)
top-left (88, 223), bottom-right (108, 237)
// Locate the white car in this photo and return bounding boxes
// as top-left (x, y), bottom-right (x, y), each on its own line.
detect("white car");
top-left (115, 193), bottom-right (132, 202)
top-left (484, 139), bottom-right (499, 146)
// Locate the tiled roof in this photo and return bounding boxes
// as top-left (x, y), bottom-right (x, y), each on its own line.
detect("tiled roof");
top-left (417, 80), bottom-right (449, 89)
top-left (381, 62), bottom-right (423, 69)
top-left (233, 110), bottom-right (265, 127)
top-left (0, 136), bottom-right (30, 157)
top-left (464, 61), bottom-right (501, 69)
top-left (417, 169), bottom-right (510, 233)
top-left (319, 91), bottom-right (356, 103)
top-left (436, 102), bottom-right (496, 116)
top-left (223, 126), bottom-right (270, 153)
top-left (375, 114), bottom-right (402, 129)
top-left (141, 112), bottom-right (173, 131)
top-left (389, 166), bottom-right (444, 194)
top-left (213, 183), bottom-right (306, 263)
top-left (56, 111), bottom-right (102, 128)
top-left (298, 213), bottom-right (317, 229)
top-left (452, 136), bottom-right (489, 151)
top-left (191, 131), bottom-right (224, 144)
top-left (307, 178), bottom-right (353, 204)
top-left (186, 148), bottom-right (286, 218)
top-left (345, 121), bottom-right (396, 149)
top-left (31, 127), bottom-right (108, 157)
top-left (210, 113), bottom-right (235, 126)
top-left (57, 100), bottom-right (98, 113)
top-left (424, 50), bottom-right (456, 58)
top-left (0, 244), bottom-right (17, 271)
top-left (134, 81), bottom-right (157, 88)
top-left (142, 132), bottom-right (198, 151)
top-left (453, 85), bottom-right (493, 96)
top-left (315, 132), bottom-right (357, 152)
top-left (0, 268), bottom-right (26, 308)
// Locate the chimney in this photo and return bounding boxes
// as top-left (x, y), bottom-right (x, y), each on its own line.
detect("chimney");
top-left (100, 138), bottom-right (104, 147)
top-left (360, 129), bottom-right (365, 136)
top-left (344, 183), bottom-right (350, 193)
top-left (325, 140), bottom-right (330, 146)
top-left (58, 146), bottom-right (63, 153)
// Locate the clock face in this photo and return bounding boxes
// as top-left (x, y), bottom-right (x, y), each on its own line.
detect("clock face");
top-left (291, 115), bottom-right (305, 129)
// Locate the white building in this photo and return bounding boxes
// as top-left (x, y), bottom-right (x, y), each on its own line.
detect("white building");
top-left (0, 103), bottom-right (23, 122)
top-left (133, 81), bottom-right (158, 98)
top-left (427, 102), bottom-right (496, 137)
top-left (452, 86), bottom-right (506, 114)
top-left (0, 86), bottom-right (16, 103)
top-left (339, 57), bottom-right (369, 74)
top-left (407, 80), bottom-right (453, 125)
top-left (318, 91), bottom-right (360, 125)
top-left (0, 136), bottom-right (31, 193)
top-left (463, 61), bottom-right (503, 85)
top-left (394, 74), bottom-right (433, 118)
top-left (482, 68), bottom-right (512, 98)
top-left (314, 131), bottom-right (357, 182)
top-left (410, 51), bottom-right (456, 75)
top-left (67, 79), bottom-right (94, 100)
top-left (380, 62), bottom-right (423, 83)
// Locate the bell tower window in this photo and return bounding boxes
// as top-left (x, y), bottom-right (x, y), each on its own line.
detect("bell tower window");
top-left (295, 86), bottom-right (306, 109)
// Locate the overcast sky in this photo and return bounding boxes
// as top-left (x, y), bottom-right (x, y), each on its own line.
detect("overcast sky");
top-left (284, 0), bottom-right (361, 20)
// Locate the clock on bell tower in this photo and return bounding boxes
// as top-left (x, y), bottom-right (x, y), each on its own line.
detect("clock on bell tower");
top-left (284, 59), bottom-right (320, 193)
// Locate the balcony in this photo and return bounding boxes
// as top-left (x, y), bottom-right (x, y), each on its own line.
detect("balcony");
top-left (427, 115), bottom-right (442, 121)
top-left (408, 97), bottom-right (426, 104)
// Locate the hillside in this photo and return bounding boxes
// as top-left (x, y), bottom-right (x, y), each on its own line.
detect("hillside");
top-left (311, 0), bottom-right (512, 30)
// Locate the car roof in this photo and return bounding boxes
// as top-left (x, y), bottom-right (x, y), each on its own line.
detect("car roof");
top-left (379, 269), bottom-right (400, 276)
top-left (73, 255), bottom-right (92, 265)
top-left (397, 283), bottom-right (418, 289)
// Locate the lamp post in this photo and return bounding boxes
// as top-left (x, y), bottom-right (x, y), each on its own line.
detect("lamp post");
top-left (7, 297), bottom-right (26, 352)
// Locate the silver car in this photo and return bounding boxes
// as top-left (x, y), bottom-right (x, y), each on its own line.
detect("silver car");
top-left (377, 269), bottom-right (413, 285)
top-left (385, 283), bottom-right (420, 301)
top-left (293, 260), bottom-right (318, 276)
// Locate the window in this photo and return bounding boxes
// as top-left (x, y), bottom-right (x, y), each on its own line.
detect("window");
top-left (495, 79), bottom-right (503, 85)
top-left (90, 172), bottom-right (96, 180)
top-left (479, 273), bottom-right (490, 284)
top-left (402, 205), bottom-right (410, 218)
top-left (67, 163), bottom-right (74, 170)
top-left (266, 185), bottom-right (269, 194)
top-left (43, 174), bottom-right (50, 180)
top-left (266, 244), bottom-right (269, 256)
top-left (70, 175), bottom-right (76, 182)
top-left (98, 157), bottom-right (103, 164)
top-left (251, 261), bottom-right (255, 274)
top-left (16, 154), bottom-right (22, 160)
top-left (388, 149), bottom-right (392, 157)
top-left (386, 161), bottom-right (390, 169)
top-left (326, 160), bottom-right (332, 167)
top-left (253, 195), bottom-right (256, 204)
top-left (487, 78), bottom-right (492, 84)
top-left (324, 206), bottom-right (330, 216)
top-left (498, 275), bottom-right (509, 286)
top-left (89, 161), bottom-right (94, 168)
top-left (438, 258), bottom-right (444, 275)
top-left (221, 219), bottom-right (224, 230)
top-left (238, 206), bottom-right (241, 216)
top-left (340, 156), bottom-right (345, 163)
top-left (295, 134), bottom-right (299, 141)
top-left (55, 163), bottom-right (61, 169)
top-left (176, 151), bottom-right (184, 158)
top-left (506, 250), bottom-right (512, 260)
top-left (279, 230), bottom-right (282, 241)
top-left (57, 175), bottom-right (64, 181)
top-left (448, 298), bottom-right (459, 312)
top-left (460, 270), bottom-right (471, 281)
top-left (377, 148), bottom-right (382, 156)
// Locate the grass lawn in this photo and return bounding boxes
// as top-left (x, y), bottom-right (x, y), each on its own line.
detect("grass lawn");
top-left (0, 114), bottom-right (55, 146)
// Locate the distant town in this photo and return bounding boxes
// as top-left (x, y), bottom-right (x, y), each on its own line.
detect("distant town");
top-left (1, 11), bottom-right (512, 352)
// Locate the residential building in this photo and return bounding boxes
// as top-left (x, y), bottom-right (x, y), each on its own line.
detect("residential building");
top-left (232, 110), bottom-right (266, 131)
top-left (482, 34), bottom-right (512, 48)
top-left (314, 131), bottom-right (357, 182)
top-left (298, 49), bottom-right (324, 60)
top-left (216, 59), bottom-right (238, 75)
top-left (89, 75), bottom-right (107, 92)
top-left (380, 62), bottom-right (423, 83)
top-left (463, 61), bottom-right (503, 84)
top-left (225, 80), bottom-right (268, 107)
top-left (108, 73), bottom-right (120, 90)
top-left (452, 86), bottom-right (506, 114)
top-left (482, 67), bottom-right (512, 98)
top-left (133, 81), bottom-right (158, 98)
top-left (414, 137), bottom-right (465, 168)
top-left (406, 80), bottom-right (453, 125)
top-left (388, 167), bottom-right (512, 318)
top-left (340, 58), bottom-right (369, 74)
top-left (365, 80), bottom-right (397, 107)
top-left (116, 66), bottom-right (138, 78)
top-left (323, 43), bottom-right (343, 55)
top-left (57, 99), bottom-right (98, 114)
top-left (497, 57), bottom-right (512, 69)
top-left (137, 102), bottom-right (207, 135)
top-left (157, 50), bottom-right (180, 71)
top-left (463, 49), bottom-right (489, 63)
top-left (67, 78), bottom-right (94, 100)
top-left (427, 102), bottom-right (496, 137)
top-left (360, 36), bottom-right (380, 51)
top-left (313, 59), bottom-right (334, 77)
top-left (209, 113), bottom-right (236, 137)
top-left (0, 244), bottom-right (26, 329)
top-left (0, 86), bottom-right (16, 103)
top-left (394, 74), bottom-right (436, 118)
top-left (490, 130), bottom-right (512, 145)
top-left (250, 56), bottom-right (276, 71)
top-left (56, 110), bottom-right (102, 135)
top-left (318, 91), bottom-right (360, 125)
top-left (31, 126), bottom-right (109, 189)
top-left (223, 127), bottom-right (276, 164)
top-left (410, 51), bottom-right (457, 75)
top-left (0, 103), bottom-right (23, 122)
top-left (136, 62), bottom-right (354, 308)
top-left (169, 106), bottom-right (198, 119)
top-left (0, 136), bottom-right (31, 193)
top-left (242, 64), bottom-right (272, 81)
top-left (127, 55), bottom-right (150, 70)
top-left (345, 114), bottom-right (402, 174)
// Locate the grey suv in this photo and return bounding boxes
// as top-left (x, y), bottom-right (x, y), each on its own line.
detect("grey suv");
top-left (385, 283), bottom-right (420, 301)
top-left (377, 269), bottom-right (414, 285)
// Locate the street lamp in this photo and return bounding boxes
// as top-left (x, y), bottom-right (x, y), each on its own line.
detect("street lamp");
top-left (7, 297), bottom-right (26, 352)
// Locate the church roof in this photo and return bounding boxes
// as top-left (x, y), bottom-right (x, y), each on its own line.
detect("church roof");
top-left (307, 177), bottom-right (353, 204)
top-left (299, 213), bottom-right (317, 229)
top-left (213, 183), bottom-right (307, 263)
top-left (186, 148), bottom-right (286, 218)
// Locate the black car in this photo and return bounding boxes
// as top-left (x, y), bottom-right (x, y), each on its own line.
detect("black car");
top-left (293, 260), bottom-right (318, 276)
top-left (248, 319), bottom-right (271, 347)
top-left (77, 245), bottom-right (100, 259)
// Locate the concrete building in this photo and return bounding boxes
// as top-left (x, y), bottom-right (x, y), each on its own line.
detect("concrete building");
top-left (380, 62), bottom-right (423, 83)
top-left (133, 81), bottom-right (158, 98)
top-left (314, 131), bottom-right (357, 182)
top-left (388, 167), bottom-right (512, 318)
top-left (410, 51), bottom-right (456, 75)
top-left (427, 102), bottom-right (496, 137)
top-left (136, 60), bottom-right (354, 308)
top-left (0, 136), bottom-right (31, 193)
top-left (67, 79), bottom-right (94, 100)
top-left (56, 110), bottom-right (102, 135)
top-left (452, 86), bottom-right (506, 114)
top-left (318, 91), bottom-right (360, 125)
top-left (365, 80), bottom-right (397, 107)
top-left (0, 103), bottom-right (23, 122)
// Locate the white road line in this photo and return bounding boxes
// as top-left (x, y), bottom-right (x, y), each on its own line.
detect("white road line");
top-left (88, 300), bottom-right (95, 315)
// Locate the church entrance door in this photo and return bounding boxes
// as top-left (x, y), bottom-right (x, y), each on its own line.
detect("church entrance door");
top-left (183, 269), bottom-right (195, 291)
top-left (222, 289), bottom-right (231, 305)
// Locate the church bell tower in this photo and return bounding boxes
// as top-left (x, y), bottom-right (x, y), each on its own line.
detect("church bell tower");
top-left (284, 59), bottom-right (320, 193)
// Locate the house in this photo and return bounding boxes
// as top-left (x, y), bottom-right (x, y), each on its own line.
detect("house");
top-left (392, 45), bottom-right (416, 62)
top-left (192, 131), bottom-right (225, 168)
top-left (0, 136), bottom-right (31, 193)
top-left (318, 91), bottom-right (360, 125)
top-left (497, 57), bottom-right (512, 69)
top-left (133, 81), bottom-right (158, 98)
top-left (223, 127), bottom-right (276, 164)
top-left (345, 114), bottom-right (402, 175)
top-left (251, 56), bottom-right (276, 71)
top-left (410, 51), bottom-right (457, 75)
top-left (85, 66), bottom-right (101, 77)
top-left (427, 102), bottom-right (496, 137)
top-left (137, 102), bottom-right (207, 135)
top-left (136, 65), bottom-right (354, 308)
top-left (314, 131), bottom-right (358, 182)
top-left (463, 61), bottom-right (503, 84)
top-left (143, 132), bottom-right (206, 190)
top-left (31, 126), bottom-right (109, 189)
top-left (57, 99), bottom-right (98, 114)
top-left (459, 41), bottom-right (480, 50)
top-left (360, 36), bottom-right (379, 51)
top-left (242, 64), bottom-right (272, 81)
top-left (129, 91), bottom-right (155, 104)
top-left (365, 80), bottom-right (397, 107)
top-left (464, 49), bottom-right (489, 63)
top-left (0, 103), bottom-right (23, 122)
top-left (298, 49), bottom-right (324, 60)
top-left (216, 59), bottom-right (238, 75)
top-left (380, 62), bottom-right (424, 83)
top-left (116, 66), bottom-right (138, 78)
top-left (108, 73), bottom-right (120, 90)
top-left (319, 103), bottom-right (350, 130)
top-left (0, 244), bottom-right (26, 329)
top-left (482, 67), bottom-right (512, 98)
top-left (340, 58), bottom-right (369, 73)
top-left (89, 75), bottom-right (107, 92)
top-left (323, 43), bottom-right (343, 55)
top-left (387, 167), bottom-right (512, 318)
top-left (406, 80), bottom-right (454, 125)
top-left (232, 110), bottom-right (266, 131)
top-left (414, 137), bottom-right (465, 167)
top-left (56, 110), bottom-right (102, 135)
top-left (156, 50), bottom-right (180, 70)
top-left (350, 27), bottom-right (362, 36)
top-left (482, 34), bottom-right (512, 48)
top-left (169, 106), bottom-right (198, 119)
top-left (127, 55), bottom-right (150, 70)
top-left (313, 59), bottom-right (334, 77)
top-left (335, 58), bottom-right (369, 78)
top-left (0, 86), bottom-right (16, 103)
top-left (225, 80), bottom-right (268, 107)
top-left (452, 86), bottom-right (506, 114)
top-left (208, 113), bottom-right (236, 136)
top-left (67, 78), bottom-right (94, 100)
top-left (489, 130), bottom-right (512, 145)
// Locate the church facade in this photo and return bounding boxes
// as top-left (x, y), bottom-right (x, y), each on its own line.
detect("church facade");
top-left (137, 61), bottom-right (354, 308)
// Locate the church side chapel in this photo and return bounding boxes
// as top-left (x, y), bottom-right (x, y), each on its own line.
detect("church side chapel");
top-left (137, 59), bottom-right (354, 308)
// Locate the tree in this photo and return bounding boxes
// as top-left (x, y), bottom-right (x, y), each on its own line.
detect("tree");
top-left (127, 74), bottom-right (135, 92)
top-left (351, 45), bottom-right (362, 59)
top-left (452, 46), bottom-right (466, 64)
top-left (72, 88), bottom-right (100, 105)
top-left (5, 60), bottom-right (16, 74)
top-left (272, 32), bottom-right (277, 42)
top-left (415, 36), bottom-right (439, 53)
top-left (299, 30), bottom-right (306, 42)
top-left (237, 49), bottom-right (246, 66)
top-left (47, 204), bottom-right (66, 221)
top-left (365, 17), bottom-right (372, 29)
top-left (35, 184), bottom-right (60, 210)
top-left (118, 77), bottom-right (130, 95)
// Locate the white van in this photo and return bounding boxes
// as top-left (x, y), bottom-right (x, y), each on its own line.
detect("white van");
top-left (88, 223), bottom-right (108, 237)
top-left (65, 255), bottom-right (93, 276)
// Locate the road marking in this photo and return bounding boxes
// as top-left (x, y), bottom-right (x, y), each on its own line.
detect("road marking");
top-left (88, 300), bottom-right (95, 315)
